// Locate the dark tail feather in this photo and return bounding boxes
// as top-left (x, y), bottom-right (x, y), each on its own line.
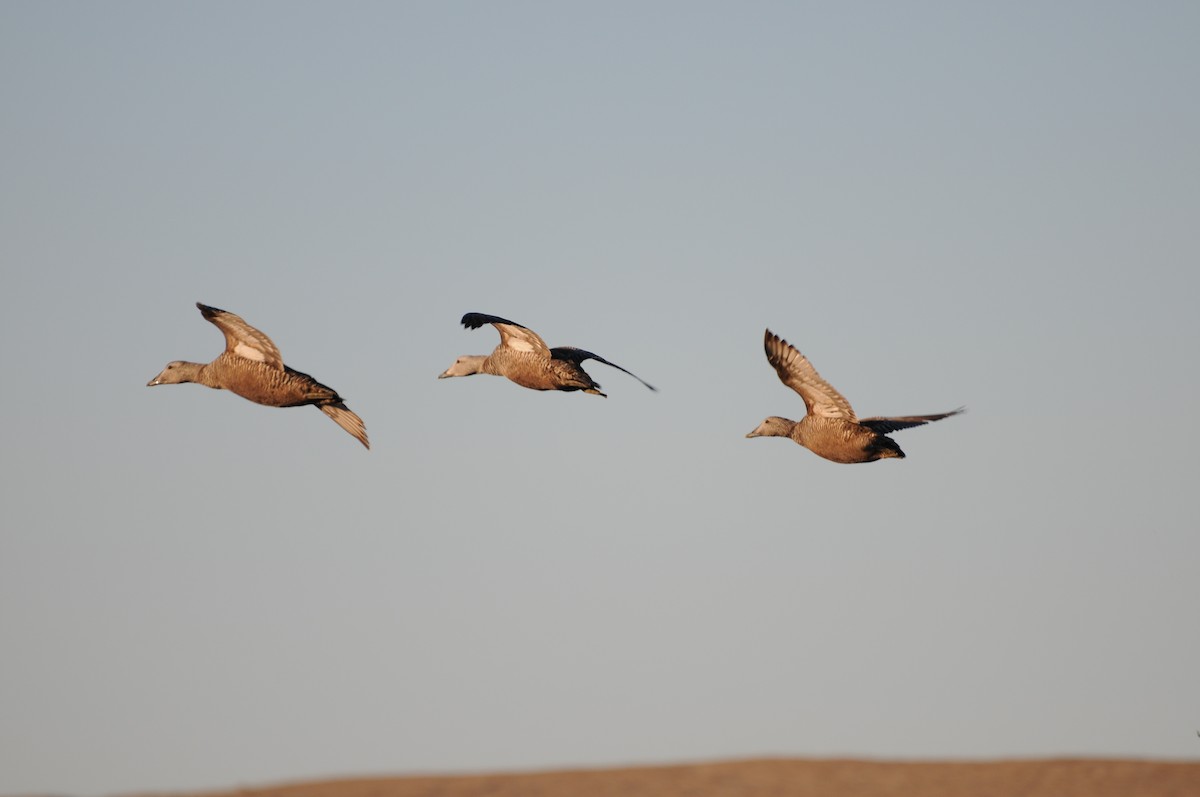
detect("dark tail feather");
top-left (871, 435), bottom-right (906, 460)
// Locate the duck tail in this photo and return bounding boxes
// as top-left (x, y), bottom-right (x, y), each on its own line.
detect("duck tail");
top-left (873, 436), bottom-right (905, 460)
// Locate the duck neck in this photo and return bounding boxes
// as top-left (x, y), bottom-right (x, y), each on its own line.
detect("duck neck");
top-left (185, 361), bottom-right (222, 389)
top-left (465, 355), bottom-right (496, 376)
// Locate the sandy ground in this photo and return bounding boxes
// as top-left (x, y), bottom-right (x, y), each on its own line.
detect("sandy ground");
top-left (126, 757), bottom-right (1200, 797)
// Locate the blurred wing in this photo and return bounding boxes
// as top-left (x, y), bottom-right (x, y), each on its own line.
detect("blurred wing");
top-left (461, 312), bottom-right (551, 357)
top-left (763, 329), bottom-right (856, 420)
top-left (859, 407), bottom-right (964, 435)
top-left (551, 346), bottom-right (657, 392)
top-left (197, 302), bottom-right (284, 370)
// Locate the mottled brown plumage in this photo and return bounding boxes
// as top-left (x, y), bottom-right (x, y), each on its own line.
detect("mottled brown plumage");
top-left (147, 303), bottom-right (369, 449)
top-left (746, 329), bottom-right (961, 463)
top-left (438, 313), bottom-right (656, 397)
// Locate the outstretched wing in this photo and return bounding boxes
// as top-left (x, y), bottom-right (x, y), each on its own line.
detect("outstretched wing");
top-left (763, 329), bottom-right (855, 420)
top-left (319, 402), bottom-right (370, 450)
top-left (550, 346), bottom-right (657, 392)
top-left (198, 302), bottom-right (284, 370)
top-left (859, 408), bottom-right (964, 435)
top-left (461, 312), bottom-right (551, 357)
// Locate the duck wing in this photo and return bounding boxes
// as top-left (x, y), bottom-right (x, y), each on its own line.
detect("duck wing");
top-left (461, 313), bottom-right (552, 358)
top-left (198, 302), bottom-right (284, 370)
top-left (763, 329), bottom-right (856, 421)
top-left (319, 402), bottom-right (370, 450)
top-left (859, 408), bottom-right (964, 435)
top-left (550, 346), bottom-right (657, 392)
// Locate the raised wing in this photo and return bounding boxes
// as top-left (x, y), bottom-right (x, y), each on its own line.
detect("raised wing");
top-left (461, 313), bottom-right (551, 357)
top-left (763, 329), bottom-right (856, 421)
top-left (859, 408), bottom-right (964, 435)
top-left (550, 346), bottom-right (657, 392)
top-left (198, 302), bottom-right (284, 370)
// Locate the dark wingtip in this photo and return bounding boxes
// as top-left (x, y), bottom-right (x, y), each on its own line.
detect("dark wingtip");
top-left (196, 302), bottom-right (224, 318)
top-left (461, 312), bottom-right (524, 330)
top-left (763, 328), bottom-right (787, 352)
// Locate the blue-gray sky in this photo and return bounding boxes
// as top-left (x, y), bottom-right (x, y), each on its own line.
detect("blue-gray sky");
top-left (2, 2), bottom-right (1198, 795)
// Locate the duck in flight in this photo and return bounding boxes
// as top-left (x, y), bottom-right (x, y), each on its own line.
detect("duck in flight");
top-left (147, 302), bottom-right (369, 449)
top-left (439, 313), bottom-right (656, 397)
top-left (746, 329), bottom-right (960, 463)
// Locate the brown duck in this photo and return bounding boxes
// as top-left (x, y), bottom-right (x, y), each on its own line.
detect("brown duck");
top-left (746, 329), bottom-right (961, 463)
top-left (438, 313), bottom-right (656, 397)
top-left (147, 303), bottom-right (369, 449)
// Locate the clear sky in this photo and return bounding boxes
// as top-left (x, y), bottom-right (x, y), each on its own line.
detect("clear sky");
top-left (2, 2), bottom-right (1198, 795)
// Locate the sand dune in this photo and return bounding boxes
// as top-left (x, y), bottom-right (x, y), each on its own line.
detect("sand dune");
top-left (133, 757), bottom-right (1200, 797)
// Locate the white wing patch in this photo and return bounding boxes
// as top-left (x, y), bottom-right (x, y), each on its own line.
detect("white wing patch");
top-left (233, 341), bottom-right (269, 362)
top-left (507, 337), bottom-right (538, 353)
top-left (812, 400), bottom-right (849, 419)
